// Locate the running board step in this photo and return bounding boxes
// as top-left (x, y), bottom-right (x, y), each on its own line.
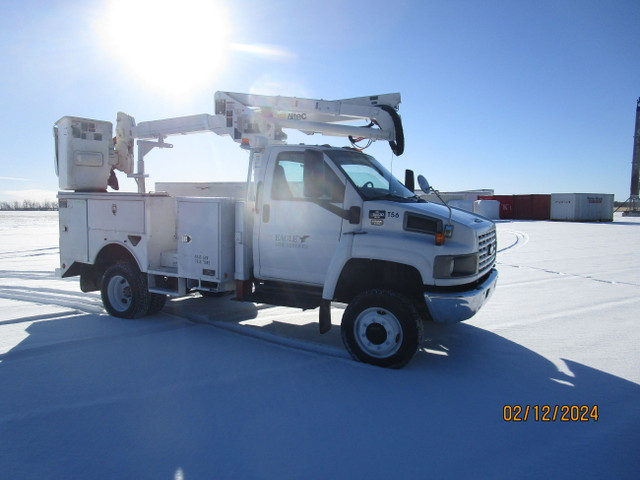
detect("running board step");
top-left (245, 283), bottom-right (322, 310)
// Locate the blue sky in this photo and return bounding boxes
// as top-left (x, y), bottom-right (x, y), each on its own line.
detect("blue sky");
top-left (1, 0), bottom-right (638, 202)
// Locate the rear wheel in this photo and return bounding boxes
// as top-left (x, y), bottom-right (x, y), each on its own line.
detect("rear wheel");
top-left (101, 263), bottom-right (150, 319)
top-left (341, 289), bottom-right (422, 368)
top-left (147, 293), bottom-right (167, 315)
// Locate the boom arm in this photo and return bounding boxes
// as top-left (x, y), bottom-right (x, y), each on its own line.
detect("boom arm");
top-left (213, 91), bottom-right (403, 154)
top-left (130, 91), bottom-right (403, 150)
top-left (115, 90), bottom-right (404, 192)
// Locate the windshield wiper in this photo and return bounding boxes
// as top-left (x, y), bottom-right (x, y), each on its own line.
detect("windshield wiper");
top-left (368, 192), bottom-right (414, 202)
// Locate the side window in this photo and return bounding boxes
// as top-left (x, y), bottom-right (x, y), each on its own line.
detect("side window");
top-left (271, 151), bottom-right (304, 200)
top-left (271, 151), bottom-right (345, 203)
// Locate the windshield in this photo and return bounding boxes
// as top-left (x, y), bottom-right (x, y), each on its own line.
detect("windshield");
top-left (326, 149), bottom-right (419, 202)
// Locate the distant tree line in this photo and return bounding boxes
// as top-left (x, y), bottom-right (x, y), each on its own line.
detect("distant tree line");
top-left (0, 200), bottom-right (58, 211)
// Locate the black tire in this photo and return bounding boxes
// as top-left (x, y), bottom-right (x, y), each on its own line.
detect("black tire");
top-left (341, 289), bottom-right (422, 368)
top-left (147, 293), bottom-right (167, 315)
top-left (101, 263), bottom-right (150, 319)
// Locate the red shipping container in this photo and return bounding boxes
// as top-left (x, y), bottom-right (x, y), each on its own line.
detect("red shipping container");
top-left (513, 194), bottom-right (551, 220)
top-left (478, 195), bottom-right (514, 219)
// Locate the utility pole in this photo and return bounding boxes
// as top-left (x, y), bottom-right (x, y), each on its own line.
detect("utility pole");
top-left (622, 97), bottom-right (640, 216)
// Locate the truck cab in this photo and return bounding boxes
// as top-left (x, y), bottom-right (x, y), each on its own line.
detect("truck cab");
top-left (244, 144), bottom-right (497, 363)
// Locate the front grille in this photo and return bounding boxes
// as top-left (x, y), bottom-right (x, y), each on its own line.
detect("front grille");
top-left (478, 226), bottom-right (497, 273)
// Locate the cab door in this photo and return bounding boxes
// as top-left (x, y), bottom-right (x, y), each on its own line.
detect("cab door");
top-left (255, 148), bottom-right (346, 285)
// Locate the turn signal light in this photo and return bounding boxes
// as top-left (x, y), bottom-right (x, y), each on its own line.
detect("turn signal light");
top-left (435, 224), bottom-right (453, 245)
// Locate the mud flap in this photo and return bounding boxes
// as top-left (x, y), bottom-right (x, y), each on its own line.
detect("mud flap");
top-left (319, 299), bottom-right (332, 334)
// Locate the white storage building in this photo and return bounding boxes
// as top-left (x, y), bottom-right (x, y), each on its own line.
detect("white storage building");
top-left (550, 193), bottom-right (614, 222)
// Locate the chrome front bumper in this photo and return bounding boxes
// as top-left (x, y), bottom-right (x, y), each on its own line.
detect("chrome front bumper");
top-left (424, 269), bottom-right (498, 324)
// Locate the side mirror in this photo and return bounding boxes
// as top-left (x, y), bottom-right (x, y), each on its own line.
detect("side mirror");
top-left (417, 174), bottom-right (453, 236)
top-left (303, 149), bottom-right (324, 198)
top-left (404, 169), bottom-right (415, 192)
top-left (417, 174), bottom-right (431, 194)
top-left (348, 206), bottom-right (361, 224)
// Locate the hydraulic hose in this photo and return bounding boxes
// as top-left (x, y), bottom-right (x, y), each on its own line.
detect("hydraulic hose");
top-left (379, 104), bottom-right (405, 156)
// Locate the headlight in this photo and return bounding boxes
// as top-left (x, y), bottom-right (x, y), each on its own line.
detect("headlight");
top-left (433, 254), bottom-right (478, 278)
top-left (404, 213), bottom-right (453, 245)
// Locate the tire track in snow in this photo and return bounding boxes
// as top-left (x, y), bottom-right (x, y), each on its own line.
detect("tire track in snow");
top-left (496, 229), bottom-right (640, 287)
top-left (496, 263), bottom-right (640, 288)
top-left (0, 285), bottom-right (105, 315)
top-left (0, 270), bottom-right (62, 281)
top-left (0, 310), bottom-right (85, 326)
top-left (0, 247), bottom-right (58, 259)
top-left (167, 307), bottom-right (351, 361)
top-left (497, 230), bottom-right (529, 253)
top-left (1, 276), bottom-right (351, 363)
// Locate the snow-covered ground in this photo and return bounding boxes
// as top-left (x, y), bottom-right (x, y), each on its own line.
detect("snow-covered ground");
top-left (1, 211), bottom-right (639, 479)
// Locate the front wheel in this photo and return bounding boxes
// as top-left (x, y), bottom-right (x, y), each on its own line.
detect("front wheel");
top-left (101, 263), bottom-right (150, 319)
top-left (341, 290), bottom-right (423, 368)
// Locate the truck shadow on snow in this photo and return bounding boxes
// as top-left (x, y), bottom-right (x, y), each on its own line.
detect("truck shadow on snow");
top-left (168, 293), bottom-right (636, 410)
top-left (1, 298), bottom-right (639, 478)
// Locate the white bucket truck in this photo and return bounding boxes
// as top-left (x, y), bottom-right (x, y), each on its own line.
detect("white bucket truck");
top-left (54, 91), bottom-right (497, 368)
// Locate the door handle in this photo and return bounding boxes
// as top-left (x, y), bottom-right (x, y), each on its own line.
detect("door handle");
top-left (262, 204), bottom-right (270, 223)
top-left (255, 181), bottom-right (263, 214)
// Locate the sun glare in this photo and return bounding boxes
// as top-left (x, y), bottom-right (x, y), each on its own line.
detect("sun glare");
top-left (99, 0), bottom-right (231, 99)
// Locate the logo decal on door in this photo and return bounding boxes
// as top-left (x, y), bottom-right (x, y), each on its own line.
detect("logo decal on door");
top-left (369, 210), bottom-right (386, 219)
top-left (275, 234), bottom-right (310, 248)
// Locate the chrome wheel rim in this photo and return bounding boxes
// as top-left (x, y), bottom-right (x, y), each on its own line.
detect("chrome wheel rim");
top-left (354, 307), bottom-right (403, 358)
top-left (107, 274), bottom-right (132, 312)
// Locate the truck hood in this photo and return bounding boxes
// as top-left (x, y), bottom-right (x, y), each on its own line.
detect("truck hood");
top-left (363, 199), bottom-right (493, 229)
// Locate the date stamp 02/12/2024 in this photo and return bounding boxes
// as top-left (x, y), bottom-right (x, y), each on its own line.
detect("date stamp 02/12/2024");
top-left (503, 405), bottom-right (599, 422)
